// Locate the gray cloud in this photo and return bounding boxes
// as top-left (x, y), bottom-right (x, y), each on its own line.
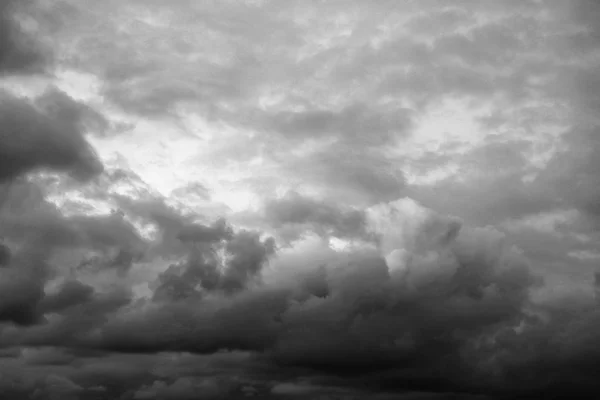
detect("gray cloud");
top-left (39, 280), bottom-right (94, 314)
top-left (0, 242), bottom-right (10, 266)
top-left (0, 89), bottom-right (104, 183)
top-left (176, 217), bottom-right (233, 244)
top-left (264, 102), bottom-right (414, 148)
top-left (34, 87), bottom-right (110, 136)
top-left (2, 0), bottom-right (600, 399)
top-left (154, 225), bottom-right (275, 300)
top-left (285, 144), bottom-right (405, 206)
top-left (6, 201), bottom-right (541, 396)
top-left (0, 253), bottom-right (48, 326)
top-left (1, 181), bottom-right (147, 276)
top-left (1, 192), bottom-right (600, 397)
top-left (0, 0), bottom-right (50, 75)
top-left (264, 191), bottom-right (369, 242)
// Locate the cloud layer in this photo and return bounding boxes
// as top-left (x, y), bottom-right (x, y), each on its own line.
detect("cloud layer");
top-left (1, 0), bottom-right (600, 399)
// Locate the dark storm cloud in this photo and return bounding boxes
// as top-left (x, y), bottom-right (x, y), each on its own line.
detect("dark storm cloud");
top-left (102, 194), bottom-right (235, 266)
top-left (67, 196), bottom-right (600, 396)
top-left (1, 181), bottom-right (146, 273)
top-left (1, 173), bottom-right (277, 358)
top-left (220, 231), bottom-right (276, 291)
top-left (0, 265), bottom-right (46, 326)
top-left (5, 285), bottom-right (132, 350)
top-left (99, 288), bottom-right (289, 355)
top-left (30, 203), bottom-right (540, 396)
top-left (0, 235), bottom-right (56, 326)
top-left (0, 0), bottom-right (50, 75)
top-left (269, 234), bottom-right (536, 386)
top-left (264, 191), bottom-right (368, 241)
top-left (39, 280), bottom-right (94, 314)
top-left (0, 89), bottom-right (104, 183)
top-left (3, 195), bottom-right (600, 398)
top-left (0, 179), bottom-right (144, 331)
top-left (154, 227), bottom-right (275, 300)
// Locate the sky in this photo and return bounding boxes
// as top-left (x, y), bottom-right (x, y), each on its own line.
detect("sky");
top-left (1, 0), bottom-right (600, 398)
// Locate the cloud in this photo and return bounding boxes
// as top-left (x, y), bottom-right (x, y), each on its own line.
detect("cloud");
top-left (264, 191), bottom-right (368, 242)
top-left (39, 280), bottom-right (94, 314)
top-left (0, 284), bottom-right (129, 349)
top-left (133, 377), bottom-right (229, 400)
top-left (22, 347), bottom-right (77, 366)
top-left (0, 181), bottom-right (147, 280)
top-left (153, 224), bottom-right (275, 300)
top-left (283, 143), bottom-right (406, 206)
top-left (264, 102), bottom-right (414, 148)
top-left (0, 89), bottom-right (104, 183)
top-left (0, 0), bottom-right (50, 75)
top-left (0, 248), bottom-right (50, 326)
top-left (98, 288), bottom-right (289, 355)
top-left (34, 86), bottom-right (110, 136)
top-left (6, 198), bottom-right (538, 395)
top-left (32, 374), bottom-right (83, 400)
top-left (0, 242), bottom-right (10, 266)
top-left (265, 203), bottom-right (538, 393)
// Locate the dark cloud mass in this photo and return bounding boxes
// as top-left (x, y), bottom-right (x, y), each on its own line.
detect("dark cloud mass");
top-left (0, 89), bottom-right (104, 183)
top-left (2, 0), bottom-right (600, 399)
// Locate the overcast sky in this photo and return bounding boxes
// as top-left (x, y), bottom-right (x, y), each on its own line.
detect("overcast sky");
top-left (1, 0), bottom-right (600, 399)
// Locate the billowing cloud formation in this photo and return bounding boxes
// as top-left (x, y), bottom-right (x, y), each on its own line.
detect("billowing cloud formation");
top-left (1, 180), bottom-right (599, 397)
top-left (0, 197), bottom-right (540, 395)
top-left (154, 227), bottom-right (275, 300)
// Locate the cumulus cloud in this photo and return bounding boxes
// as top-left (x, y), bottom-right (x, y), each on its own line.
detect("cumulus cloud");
top-left (0, 198), bottom-right (538, 395)
top-left (153, 223), bottom-right (275, 300)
